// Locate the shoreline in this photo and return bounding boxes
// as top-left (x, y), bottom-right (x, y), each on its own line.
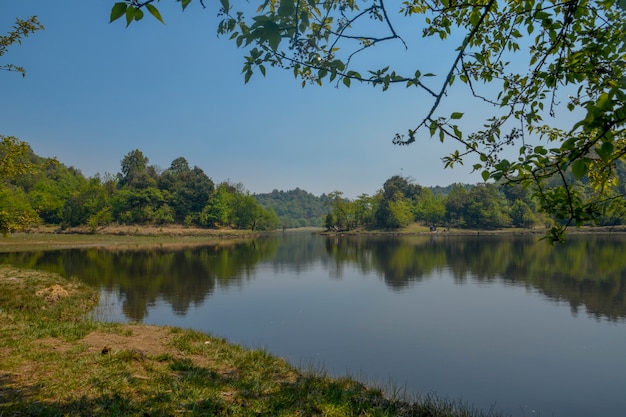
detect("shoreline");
top-left (2, 223), bottom-right (624, 252)
top-left (0, 265), bottom-right (504, 417)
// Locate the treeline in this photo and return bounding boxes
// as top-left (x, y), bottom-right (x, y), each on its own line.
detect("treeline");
top-left (1, 139), bottom-right (625, 234)
top-left (324, 174), bottom-right (626, 231)
top-left (1, 147), bottom-right (280, 232)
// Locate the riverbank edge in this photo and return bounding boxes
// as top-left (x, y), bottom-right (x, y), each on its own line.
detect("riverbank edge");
top-left (319, 224), bottom-right (626, 237)
top-left (0, 265), bottom-right (504, 417)
top-left (3, 223), bottom-right (624, 252)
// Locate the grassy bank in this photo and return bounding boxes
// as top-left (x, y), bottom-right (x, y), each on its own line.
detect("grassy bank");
top-left (0, 226), bottom-right (257, 253)
top-left (0, 264), bottom-right (504, 417)
top-left (320, 223), bottom-right (626, 237)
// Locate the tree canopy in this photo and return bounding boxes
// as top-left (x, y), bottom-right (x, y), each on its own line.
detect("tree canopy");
top-left (2, 138), bottom-right (625, 233)
top-left (111, 0), bottom-right (626, 242)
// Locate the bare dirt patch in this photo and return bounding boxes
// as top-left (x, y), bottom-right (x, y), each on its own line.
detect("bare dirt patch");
top-left (79, 325), bottom-right (210, 366)
top-left (81, 325), bottom-right (174, 358)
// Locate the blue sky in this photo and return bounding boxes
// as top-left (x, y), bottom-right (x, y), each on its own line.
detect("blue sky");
top-left (1, 1), bottom-right (489, 198)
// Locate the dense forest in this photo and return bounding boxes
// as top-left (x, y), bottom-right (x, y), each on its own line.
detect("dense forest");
top-left (0, 140), bottom-right (624, 234)
top-left (0, 145), bottom-right (279, 233)
top-left (254, 188), bottom-right (328, 228)
top-left (324, 172), bottom-right (626, 232)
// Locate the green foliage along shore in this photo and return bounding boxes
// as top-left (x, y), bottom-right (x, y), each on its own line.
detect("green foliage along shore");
top-left (0, 143), bottom-right (279, 234)
top-left (1, 138), bottom-right (625, 236)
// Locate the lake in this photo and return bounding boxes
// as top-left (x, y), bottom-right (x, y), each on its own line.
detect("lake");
top-left (2, 232), bottom-right (625, 417)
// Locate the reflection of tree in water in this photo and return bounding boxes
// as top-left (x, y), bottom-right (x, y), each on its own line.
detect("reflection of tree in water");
top-left (266, 232), bottom-right (329, 274)
top-left (1, 234), bottom-right (625, 321)
top-left (323, 234), bottom-right (626, 321)
top-left (325, 235), bottom-right (450, 288)
top-left (0, 238), bottom-right (279, 321)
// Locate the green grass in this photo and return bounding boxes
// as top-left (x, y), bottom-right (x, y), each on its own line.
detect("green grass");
top-left (0, 264), bottom-right (507, 416)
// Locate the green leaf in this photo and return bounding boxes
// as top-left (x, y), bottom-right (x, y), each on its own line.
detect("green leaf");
top-left (450, 112), bottom-right (463, 120)
top-left (220, 0), bottom-right (230, 13)
top-left (597, 141), bottom-right (614, 162)
top-left (125, 6), bottom-right (135, 26)
top-left (299, 12), bottom-right (309, 32)
top-left (452, 125), bottom-right (462, 139)
top-left (571, 159), bottom-right (588, 179)
top-left (256, 21), bottom-right (281, 51)
top-left (429, 121), bottom-right (437, 136)
top-left (481, 170), bottom-right (490, 182)
top-left (110, 3), bottom-right (127, 23)
top-left (343, 77), bottom-right (351, 87)
top-left (266, 30), bottom-right (281, 51)
top-left (596, 92), bottom-right (610, 110)
top-left (134, 8), bottom-right (144, 22)
top-left (146, 4), bottom-right (165, 24)
top-left (180, 0), bottom-right (192, 11)
top-left (278, 0), bottom-right (295, 17)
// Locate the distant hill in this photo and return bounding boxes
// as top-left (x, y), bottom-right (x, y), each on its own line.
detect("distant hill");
top-left (254, 188), bottom-right (328, 228)
top-left (430, 183), bottom-right (473, 196)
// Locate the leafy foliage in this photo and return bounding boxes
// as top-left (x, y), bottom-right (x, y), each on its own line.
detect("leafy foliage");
top-left (254, 188), bottom-right (328, 228)
top-left (0, 143), bottom-right (280, 232)
top-left (321, 173), bottom-right (625, 232)
top-left (0, 16), bottom-right (44, 77)
top-left (0, 136), bottom-right (54, 234)
top-left (0, 135), bottom-right (32, 181)
top-left (112, 0), bottom-right (626, 242)
top-left (158, 157), bottom-right (215, 223)
top-left (2, 137), bottom-right (625, 234)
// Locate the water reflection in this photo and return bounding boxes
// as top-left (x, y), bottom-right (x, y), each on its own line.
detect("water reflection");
top-left (1, 233), bottom-right (625, 321)
top-left (0, 238), bottom-right (279, 320)
top-left (325, 234), bottom-right (626, 321)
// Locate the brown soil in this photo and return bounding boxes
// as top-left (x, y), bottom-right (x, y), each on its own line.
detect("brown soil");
top-left (38, 324), bottom-right (218, 370)
top-left (81, 325), bottom-right (181, 359)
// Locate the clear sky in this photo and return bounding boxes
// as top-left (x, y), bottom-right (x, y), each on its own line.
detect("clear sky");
top-left (1, 1), bottom-right (489, 198)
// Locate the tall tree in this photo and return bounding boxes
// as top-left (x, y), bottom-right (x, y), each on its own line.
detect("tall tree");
top-left (159, 157), bottom-right (215, 223)
top-left (414, 188), bottom-right (446, 226)
top-left (113, 0), bottom-right (626, 241)
top-left (118, 149), bottom-right (156, 189)
top-left (326, 190), bottom-right (356, 230)
top-left (375, 176), bottom-right (420, 228)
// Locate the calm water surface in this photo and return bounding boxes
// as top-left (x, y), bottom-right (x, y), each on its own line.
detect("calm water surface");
top-left (2, 233), bottom-right (625, 417)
